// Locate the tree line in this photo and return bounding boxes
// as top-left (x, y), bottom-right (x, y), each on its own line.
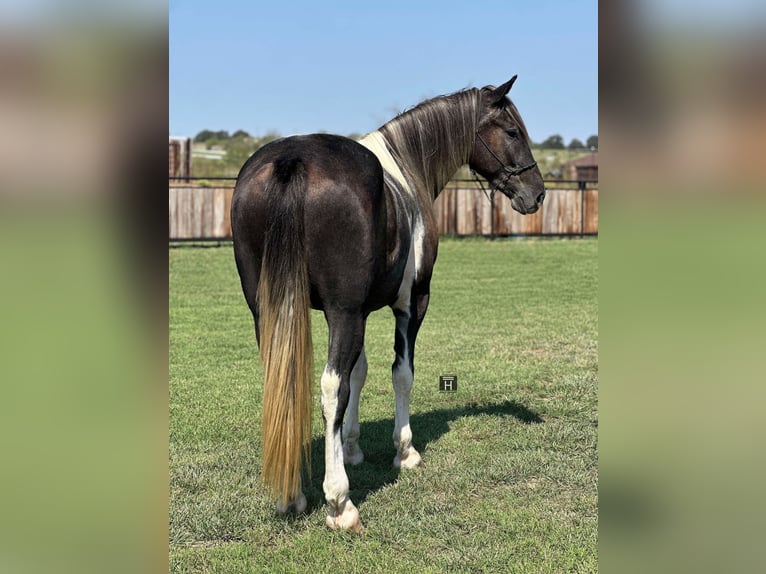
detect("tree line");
top-left (194, 130), bottom-right (598, 151)
top-left (537, 134), bottom-right (598, 150)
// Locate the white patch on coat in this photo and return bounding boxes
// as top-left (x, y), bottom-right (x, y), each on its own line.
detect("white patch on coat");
top-left (412, 215), bottom-right (426, 280)
top-left (393, 236), bottom-right (416, 313)
top-left (358, 131), bottom-right (412, 195)
top-left (394, 214), bottom-right (426, 309)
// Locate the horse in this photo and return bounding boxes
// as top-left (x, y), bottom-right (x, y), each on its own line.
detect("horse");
top-left (231, 76), bottom-right (545, 532)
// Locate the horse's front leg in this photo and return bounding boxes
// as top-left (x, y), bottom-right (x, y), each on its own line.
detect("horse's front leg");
top-left (391, 291), bottom-right (428, 469)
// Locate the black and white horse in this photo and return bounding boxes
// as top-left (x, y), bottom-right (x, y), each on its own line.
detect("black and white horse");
top-left (231, 77), bottom-right (545, 532)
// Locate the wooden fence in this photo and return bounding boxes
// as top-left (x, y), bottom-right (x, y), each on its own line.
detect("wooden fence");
top-left (169, 182), bottom-right (597, 240)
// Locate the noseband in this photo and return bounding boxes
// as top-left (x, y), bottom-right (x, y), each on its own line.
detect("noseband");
top-left (471, 127), bottom-right (538, 202)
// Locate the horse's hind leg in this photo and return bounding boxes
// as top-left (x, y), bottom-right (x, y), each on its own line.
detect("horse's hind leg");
top-left (322, 309), bottom-right (365, 532)
top-left (233, 242), bottom-right (261, 345)
top-left (343, 346), bottom-right (367, 465)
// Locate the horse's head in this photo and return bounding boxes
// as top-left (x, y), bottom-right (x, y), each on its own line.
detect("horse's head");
top-left (469, 76), bottom-right (546, 214)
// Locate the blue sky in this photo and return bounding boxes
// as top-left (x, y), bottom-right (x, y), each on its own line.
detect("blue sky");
top-left (170, 0), bottom-right (597, 144)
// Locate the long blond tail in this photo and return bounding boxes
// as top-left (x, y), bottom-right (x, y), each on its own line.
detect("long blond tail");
top-left (257, 156), bottom-right (313, 502)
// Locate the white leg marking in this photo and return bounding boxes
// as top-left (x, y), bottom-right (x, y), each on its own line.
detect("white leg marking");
top-left (321, 366), bottom-right (363, 532)
top-left (343, 348), bottom-right (367, 465)
top-left (392, 356), bottom-right (422, 469)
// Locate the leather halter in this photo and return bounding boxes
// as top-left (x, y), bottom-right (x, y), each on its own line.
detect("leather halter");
top-left (471, 110), bottom-right (538, 202)
top-left (474, 131), bottom-right (538, 178)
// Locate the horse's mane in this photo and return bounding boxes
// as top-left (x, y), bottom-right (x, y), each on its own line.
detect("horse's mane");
top-left (378, 88), bottom-right (481, 198)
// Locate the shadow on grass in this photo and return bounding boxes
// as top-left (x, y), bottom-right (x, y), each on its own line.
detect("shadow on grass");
top-left (301, 399), bottom-right (543, 512)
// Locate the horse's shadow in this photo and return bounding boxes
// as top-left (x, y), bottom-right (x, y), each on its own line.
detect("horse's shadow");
top-left (301, 399), bottom-right (543, 512)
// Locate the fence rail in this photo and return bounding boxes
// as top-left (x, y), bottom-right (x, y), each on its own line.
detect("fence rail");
top-left (169, 179), bottom-right (598, 241)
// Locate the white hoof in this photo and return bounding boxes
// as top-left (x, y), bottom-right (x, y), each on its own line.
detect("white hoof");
top-left (276, 492), bottom-right (307, 515)
top-left (394, 448), bottom-right (423, 469)
top-left (325, 498), bottom-right (364, 533)
top-left (343, 442), bottom-right (365, 466)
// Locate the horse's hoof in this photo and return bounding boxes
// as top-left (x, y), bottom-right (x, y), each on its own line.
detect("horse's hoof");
top-left (343, 444), bottom-right (365, 466)
top-left (325, 500), bottom-right (364, 533)
top-left (394, 448), bottom-right (423, 469)
top-left (276, 492), bottom-right (307, 515)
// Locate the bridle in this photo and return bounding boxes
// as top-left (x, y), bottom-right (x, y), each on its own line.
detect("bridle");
top-left (471, 112), bottom-right (538, 202)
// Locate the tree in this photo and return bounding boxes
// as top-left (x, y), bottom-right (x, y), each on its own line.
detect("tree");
top-left (194, 129), bottom-right (215, 142)
top-left (540, 134), bottom-right (565, 149)
top-left (568, 138), bottom-right (585, 150)
top-left (232, 129), bottom-right (251, 139)
top-left (586, 135), bottom-right (598, 150)
top-left (194, 129), bottom-right (231, 142)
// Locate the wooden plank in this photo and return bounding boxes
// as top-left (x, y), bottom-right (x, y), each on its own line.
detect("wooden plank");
top-left (168, 187), bottom-right (176, 239)
top-left (224, 187), bottom-right (234, 238)
top-left (584, 189), bottom-right (598, 234)
top-left (560, 189), bottom-right (580, 235)
top-left (178, 187), bottom-right (191, 239)
top-left (456, 190), bottom-right (466, 234)
top-left (200, 188), bottom-right (212, 238)
top-left (443, 189), bottom-right (452, 234)
top-left (543, 189), bottom-right (581, 235)
top-left (205, 188), bottom-right (216, 238)
top-left (468, 188), bottom-right (479, 234)
top-left (434, 191), bottom-right (447, 235)
top-left (479, 189), bottom-right (492, 235)
top-left (187, 188), bottom-right (196, 238)
top-left (452, 188), bottom-right (459, 234)
top-left (212, 188), bottom-right (226, 238)
top-left (201, 188), bottom-right (210, 237)
top-left (494, 194), bottom-right (511, 235)
top-left (568, 189), bottom-right (582, 234)
top-left (541, 189), bottom-right (577, 234)
top-left (463, 189), bottom-right (476, 235)
top-left (508, 198), bottom-right (526, 234)
top-left (191, 188), bottom-right (203, 238)
top-left (199, 189), bottom-right (211, 238)
top-left (541, 189), bottom-right (560, 234)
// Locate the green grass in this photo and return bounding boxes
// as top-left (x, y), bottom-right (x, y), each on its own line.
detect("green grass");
top-left (170, 237), bottom-right (598, 573)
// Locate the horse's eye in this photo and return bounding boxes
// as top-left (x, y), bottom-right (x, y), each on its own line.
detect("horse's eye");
top-left (506, 128), bottom-right (519, 138)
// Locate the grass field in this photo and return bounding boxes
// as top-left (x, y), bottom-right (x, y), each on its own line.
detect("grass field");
top-left (170, 237), bottom-right (598, 573)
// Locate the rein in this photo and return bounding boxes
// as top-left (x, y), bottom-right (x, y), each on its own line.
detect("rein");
top-left (470, 117), bottom-right (538, 203)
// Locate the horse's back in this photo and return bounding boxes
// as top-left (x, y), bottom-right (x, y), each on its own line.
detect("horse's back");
top-left (232, 134), bottom-right (402, 313)
top-left (233, 134), bottom-right (382, 215)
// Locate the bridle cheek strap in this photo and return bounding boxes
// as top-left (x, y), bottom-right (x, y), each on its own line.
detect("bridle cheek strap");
top-left (471, 131), bottom-right (537, 202)
top-left (474, 131), bottom-right (538, 178)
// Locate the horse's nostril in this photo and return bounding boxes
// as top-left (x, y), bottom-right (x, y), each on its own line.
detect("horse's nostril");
top-left (537, 190), bottom-right (546, 204)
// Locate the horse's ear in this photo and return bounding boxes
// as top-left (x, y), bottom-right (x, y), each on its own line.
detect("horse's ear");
top-left (492, 75), bottom-right (518, 105)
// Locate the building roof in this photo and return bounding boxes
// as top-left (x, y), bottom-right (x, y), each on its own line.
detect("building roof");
top-left (565, 153), bottom-right (598, 167)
